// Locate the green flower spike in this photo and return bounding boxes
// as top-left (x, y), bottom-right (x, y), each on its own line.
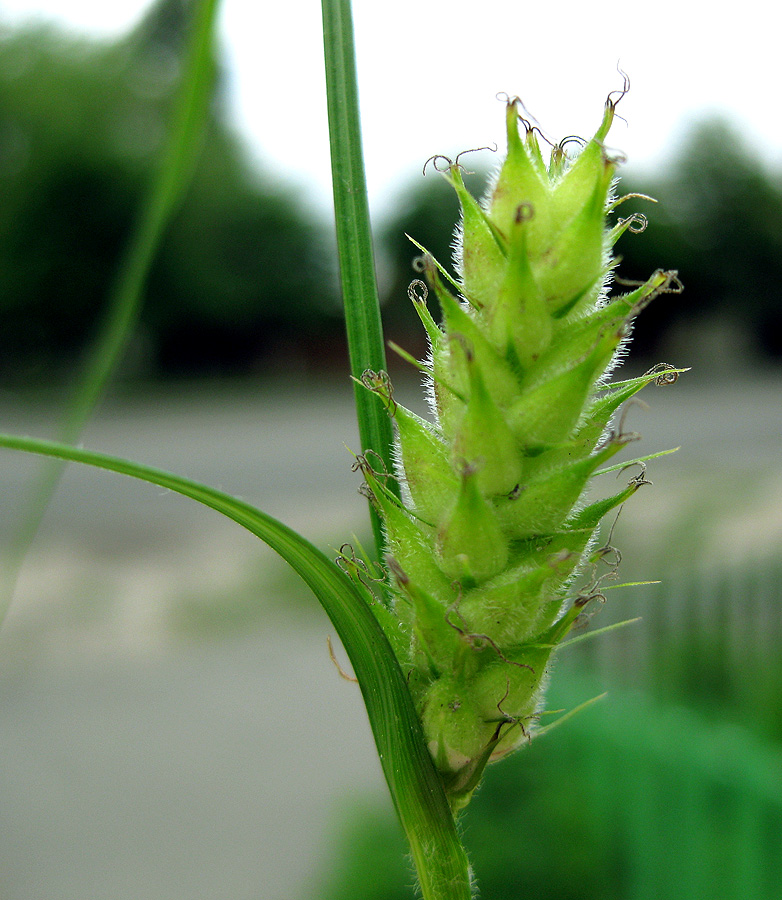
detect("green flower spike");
top-left (355, 91), bottom-right (681, 808)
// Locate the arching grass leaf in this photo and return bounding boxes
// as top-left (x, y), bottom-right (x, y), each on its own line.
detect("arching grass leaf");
top-left (0, 432), bottom-right (471, 900)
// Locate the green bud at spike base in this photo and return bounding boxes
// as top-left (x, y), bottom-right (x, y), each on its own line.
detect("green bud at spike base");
top-left (351, 93), bottom-right (682, 804)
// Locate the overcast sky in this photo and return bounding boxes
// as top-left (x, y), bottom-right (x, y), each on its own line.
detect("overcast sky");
top-left (0, 0), bottom-right (774, 220)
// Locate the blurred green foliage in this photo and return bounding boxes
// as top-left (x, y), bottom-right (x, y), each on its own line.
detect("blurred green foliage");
top-left (0, 0), bottom-right (340, 382)
top-left (616, 119), bottom-right (782, 359)
top-left (599, 561), bottom-right (782, 745)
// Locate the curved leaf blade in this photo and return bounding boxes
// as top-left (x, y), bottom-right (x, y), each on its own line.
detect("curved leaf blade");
top-left (0, 432), bottom-right (471, 899)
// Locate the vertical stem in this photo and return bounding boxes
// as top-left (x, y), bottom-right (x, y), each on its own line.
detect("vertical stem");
top-left (321, 0), bottom-right (399, 561)
top-left (63, 0), bottom-right (221, 441)
top-left (0, 0), bottom-right (222, 627)
top-left (321, 2), bottom-right (473, 897)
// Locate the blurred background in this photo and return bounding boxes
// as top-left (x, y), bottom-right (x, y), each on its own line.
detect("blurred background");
top-left (0, 1), bottom-right (780, 898)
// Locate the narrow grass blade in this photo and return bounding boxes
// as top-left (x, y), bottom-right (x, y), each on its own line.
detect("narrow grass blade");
top-left (596, 367), bottom-right (690, 391)
top-left (0, 432), bottom-right (472, 900)
top-left (321, 0), bottom-right (399, 559)
top-left (533, 692), bottom-right (607, 740)
top-left (558, 617), bottom-right (643, 649)
top-left (68, 0), bottom-right (220, 435)
top-left (0, 0), bottom-right (221, 625)
top-left (595, 446), bottom-right (680, 477)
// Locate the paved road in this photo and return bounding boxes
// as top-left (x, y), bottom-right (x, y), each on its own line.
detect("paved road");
top-left (0, 620), bottom-right (387, 900)
top-left (1, 368), bottom-right (780, 550)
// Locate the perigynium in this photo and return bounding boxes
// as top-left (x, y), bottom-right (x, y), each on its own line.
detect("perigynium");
top-left (345, 88), bottom-right (682, 809)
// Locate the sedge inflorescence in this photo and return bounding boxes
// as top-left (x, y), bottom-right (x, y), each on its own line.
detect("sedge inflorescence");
top-left (346, 91), bottom-right (680, 807)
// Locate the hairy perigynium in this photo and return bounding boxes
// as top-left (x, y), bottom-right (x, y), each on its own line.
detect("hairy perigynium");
top-left (345, 94), bottom-right (680, 808)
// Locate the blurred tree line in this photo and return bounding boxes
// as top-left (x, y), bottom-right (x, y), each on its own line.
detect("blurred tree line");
top-left (615, 120), bottom-right (782, 361)
top-left (0, 0), bottom-right (341, 383)
top-left (1, 0), bottom-right (781, 384)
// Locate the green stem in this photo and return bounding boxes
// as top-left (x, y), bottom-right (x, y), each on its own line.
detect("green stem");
top-left (321, 0), bottom-right (399, 561)
top-left (322, 0), bottom-right (471, 900)
top-left (321, 2), bottom-right (472, 896)
top-left (0, 0), bottom-right (221, 626)
top-left (64, 0), bottom-right (220, 439)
